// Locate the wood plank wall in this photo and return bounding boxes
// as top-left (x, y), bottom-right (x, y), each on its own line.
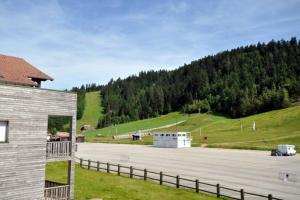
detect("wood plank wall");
top-left (0, 84), bottom-right (77, 200)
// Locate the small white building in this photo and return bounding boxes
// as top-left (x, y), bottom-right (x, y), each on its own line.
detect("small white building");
top-left (153, 132), bottom-right (192, 148)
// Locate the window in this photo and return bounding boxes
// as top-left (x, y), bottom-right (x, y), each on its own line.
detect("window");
top-left (166, 134), bottom-right (170, 136)
top-left (0, 121), bottom-right (8, 142)
top-left (160, 134), bottom-right (164, 136)
top-left (172, 134), bottom-right (176, 136)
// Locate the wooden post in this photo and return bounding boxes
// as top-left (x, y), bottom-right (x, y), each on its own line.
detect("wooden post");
top-left (195, 179), bottom-right (199, 193)
top-left (240, 189), bottom-right (244, 200)
top-left (80, 158), bottom-right (83, 167)
top-left (144, 169), bottom-right (147, 181)
top-left (268, 194), bottom-right (273, 200)
top-left (160, 172), bottom-right (163, 185)
top-left (216, 184), bottom-right (220, 198)
top-left (117, 164), bottom-right (121, 176)
top-left (88, 160), bottom-right (91, 170)
top-left (130, 166), bottom-right (133, 178)
top-left (176, 175), bottom-right (180, 188)
top-left (107, 163), bottom-right (110, 173)
top-left (97, 161), bottom-right (100, 171)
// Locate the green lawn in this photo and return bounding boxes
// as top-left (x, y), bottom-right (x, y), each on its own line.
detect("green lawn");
top-left (77, 91), bottom-right (102, 132)
top-left (84, 112), bottom-right (188, 139)
top-left (89, 105), bottom-right (300, 151)
top-left (46, 162), bottom-right (220, 200)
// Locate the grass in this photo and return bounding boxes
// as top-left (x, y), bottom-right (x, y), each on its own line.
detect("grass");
top-left (89, 105), bottom-right (300, 152)
top-left (84, 112), bottom-right (188, 139)
top-left (46, 162), bottom-right (220, 200)
top-left (77, 91), bottom-right (102, 132)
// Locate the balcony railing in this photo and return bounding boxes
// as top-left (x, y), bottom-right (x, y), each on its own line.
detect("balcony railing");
top-left (45, 181), bottom-right (69, 200)
top-left (46, 141), bottom-right (71, 159)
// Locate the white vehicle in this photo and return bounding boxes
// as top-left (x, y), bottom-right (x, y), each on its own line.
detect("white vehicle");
top-left (153, 132), bottom-right (192, 148)
top-left (277, 144), bottom-right (296, 156)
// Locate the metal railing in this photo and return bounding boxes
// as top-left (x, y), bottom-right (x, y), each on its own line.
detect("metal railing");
top-left (46, 141), bottom-right (71, 159)
top-left (78, 158), bottom-right (283, 200)
top-left (44, 181), bottom-right (69, 200)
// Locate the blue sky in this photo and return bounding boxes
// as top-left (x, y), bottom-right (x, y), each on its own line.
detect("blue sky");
top-left (0, 0), bottom-right (300, 89)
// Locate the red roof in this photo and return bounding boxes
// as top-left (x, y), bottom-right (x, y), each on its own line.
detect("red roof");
top-left (0, 54), bottom-right (53, 86)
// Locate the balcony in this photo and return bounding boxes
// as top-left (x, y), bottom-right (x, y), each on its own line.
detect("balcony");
top-left (46, 141), bottom-right (71, 161)
top-left (44, 180), bottom-right (69, 200)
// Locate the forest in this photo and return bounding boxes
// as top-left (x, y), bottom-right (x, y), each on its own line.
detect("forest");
top-left (79, 38), bottom-right (300, 128)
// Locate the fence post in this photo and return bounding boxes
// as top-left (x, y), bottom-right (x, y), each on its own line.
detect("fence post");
top-left (144, 169), bottom-right (147, 181)
top-left (240, 189), bottom-right (244, 200)
top-left (107, 163), bottom-right (110, 173)
top-left (176, 175), bottom-right (180, 188)
top-left (195, 179), bottom-right (199, 193)
top-left (216, 184), bottom-right (220, 198)
top-left (160, 172), bottom-right (163, 185)
top-left (130, 166), bottom-right (133, 178)
top-left (97, 161), bottom-right (100, 171)
top-left (118, 164), bottom-right (121, 176)
top-left (88, 160), bottom-right (91, 170)
top-left (80, 158), bottom-right (83, 167)
top-left (268, 194), bottom-right (273, 200)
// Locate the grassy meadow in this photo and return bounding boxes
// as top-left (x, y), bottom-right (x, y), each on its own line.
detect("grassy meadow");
top-left (84, 112), bottom-right (188, 139)
top-left (86, 105), bottom-right (300, 151)
top-left (77, 91), bottom-right (102, 132)
top-left (46, 162), bottom-right (220, 200)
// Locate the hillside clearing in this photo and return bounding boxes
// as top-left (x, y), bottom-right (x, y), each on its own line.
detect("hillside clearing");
top-left (87, 105), bottom-right (300, 151)
top-left (84, 112), bottom-right (188, 139)
top-left (77, 91), bottom-right (102, 132)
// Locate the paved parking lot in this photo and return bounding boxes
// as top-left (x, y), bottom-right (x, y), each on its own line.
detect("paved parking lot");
top-left (76, 143), bottom-right (300, 200)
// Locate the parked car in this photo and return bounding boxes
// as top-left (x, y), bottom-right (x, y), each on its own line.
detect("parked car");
top-left (271, 145), bottom-right (296, 156)
top-left (277, 144), bottom-right (296, 156)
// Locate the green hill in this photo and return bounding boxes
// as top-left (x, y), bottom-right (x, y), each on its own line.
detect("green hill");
top-left (162, 104), bottom-right (300, 151)
top-left (87, 105), bottom-right (300, 152)
top-left (77, 91), bottom-right (102, 132)
top-left (84, 112), bottom-right (188, 138)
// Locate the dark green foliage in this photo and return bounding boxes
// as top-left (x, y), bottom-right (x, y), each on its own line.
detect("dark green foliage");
top-left (48, 116), bottom-right (70, 134)
top-left (89, 38), bottom-right (300, 127)
top-left (70, 86), bottom-right (86, 120)
top-left (48, 87), bottom-right (86, 133)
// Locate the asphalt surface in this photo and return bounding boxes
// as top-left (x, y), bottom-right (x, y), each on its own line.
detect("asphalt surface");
top-left (76, 143), bottom-right (300, 200)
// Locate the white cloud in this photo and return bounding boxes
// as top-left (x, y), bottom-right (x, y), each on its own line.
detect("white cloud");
top-left (0, 0), bottom-right (299, 89)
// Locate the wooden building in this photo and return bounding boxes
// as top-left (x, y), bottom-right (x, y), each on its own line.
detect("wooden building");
top-left (0, 54), bottom-right (77, 200)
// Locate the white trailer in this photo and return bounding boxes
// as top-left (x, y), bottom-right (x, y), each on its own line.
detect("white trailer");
top-left (277, 144), bottom-right (296, 156)
top-left (153, 132), bottom-right (192, 148)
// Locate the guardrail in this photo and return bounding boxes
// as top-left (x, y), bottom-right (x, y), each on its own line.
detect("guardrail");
top-left (46, 141), bottom-right (71, 159)
top-left (78, 158), bottom-right (283, 200)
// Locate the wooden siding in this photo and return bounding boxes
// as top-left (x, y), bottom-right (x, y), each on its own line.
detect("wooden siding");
top-left (0, 83), bottom-right (76, 200)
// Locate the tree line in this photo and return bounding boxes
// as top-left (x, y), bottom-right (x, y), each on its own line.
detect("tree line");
top-left (78, 38), bottom-right (300, 128)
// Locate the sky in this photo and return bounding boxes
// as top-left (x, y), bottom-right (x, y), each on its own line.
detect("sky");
top-left (0, 0), bottom-right (300, 89)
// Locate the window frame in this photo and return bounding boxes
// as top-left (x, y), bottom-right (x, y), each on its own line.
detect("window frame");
top-left (0, 120), bottom-right (9, 143)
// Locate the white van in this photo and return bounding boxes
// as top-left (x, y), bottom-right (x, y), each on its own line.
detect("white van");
top-left (277, 145), bottom-right (296, 156)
